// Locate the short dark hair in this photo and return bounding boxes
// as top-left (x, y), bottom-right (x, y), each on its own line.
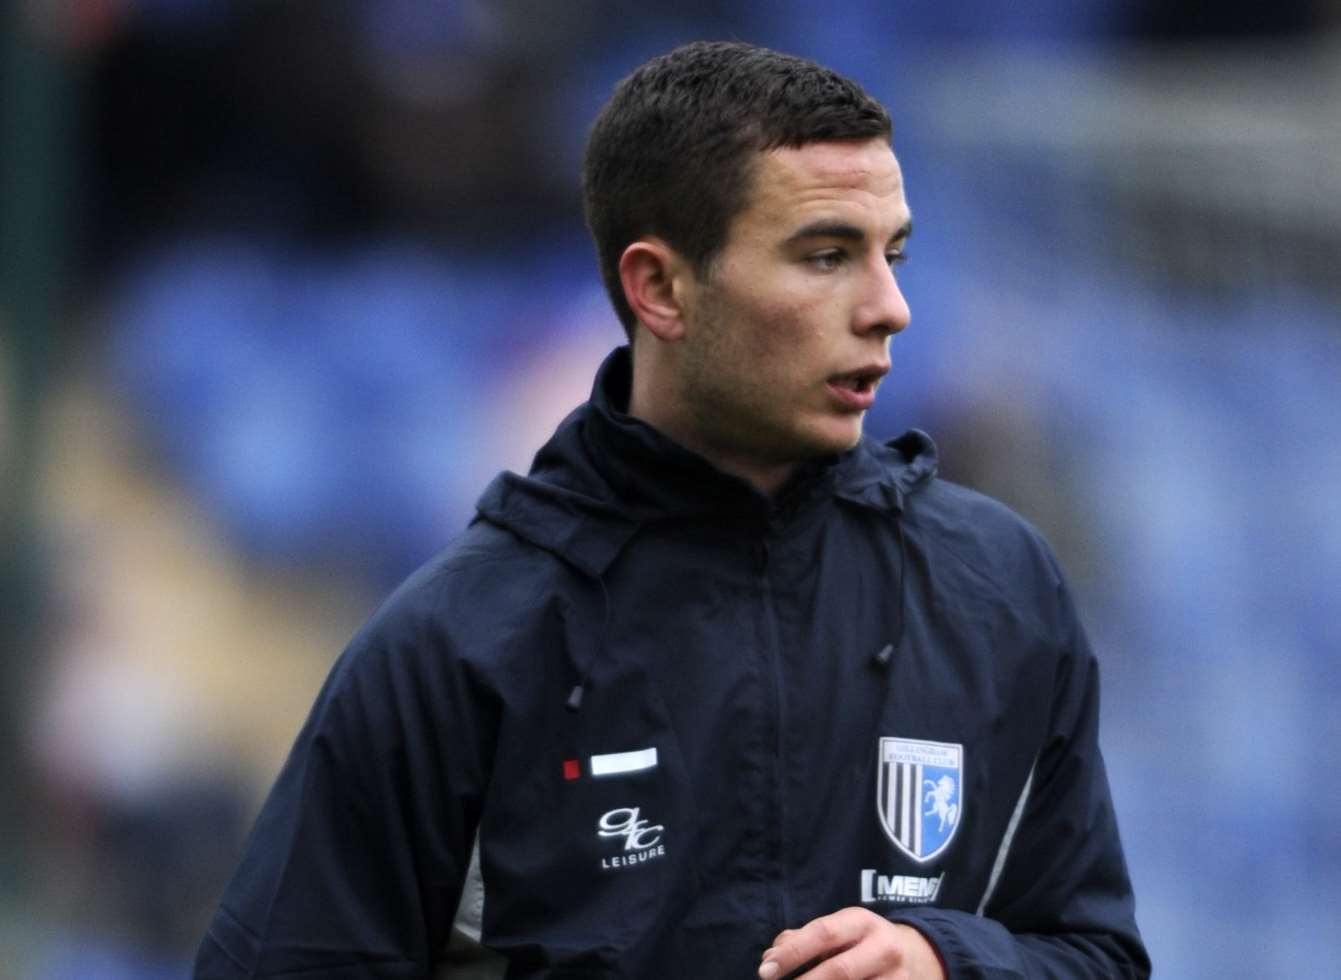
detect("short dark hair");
top-left (582, 41), bottom-right (893, 339)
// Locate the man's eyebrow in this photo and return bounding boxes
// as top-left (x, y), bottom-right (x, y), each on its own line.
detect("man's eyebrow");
top-left (786, 220), bottom-right (865, 245)
top-left (785, 217), bottom-right (914, 246)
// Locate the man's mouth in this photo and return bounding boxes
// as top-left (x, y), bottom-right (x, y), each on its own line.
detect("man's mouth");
top-left (825, 367), bottom-right (888, 410)
top-left (832, 374), bottom-right (874, 393)
top-left (828, 367), bottom-right (887, 393)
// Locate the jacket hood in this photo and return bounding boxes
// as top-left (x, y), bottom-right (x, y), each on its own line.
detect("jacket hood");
top-left (474, 346), bottom-right (938, 579)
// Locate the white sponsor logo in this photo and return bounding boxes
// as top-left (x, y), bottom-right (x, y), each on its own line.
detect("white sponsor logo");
top-left (860, 869), bottom-right (944, 904)
top-left (590, 747), bottom-right (658, 778)
top-left (597, 806), bottom-right (666, 870)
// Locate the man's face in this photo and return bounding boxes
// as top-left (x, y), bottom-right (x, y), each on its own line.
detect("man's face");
top-left (673, 138), bottom-right (912, 476)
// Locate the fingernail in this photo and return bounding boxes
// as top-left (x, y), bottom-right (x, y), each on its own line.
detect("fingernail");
top-left (758, 961), bottom-right (779, 980)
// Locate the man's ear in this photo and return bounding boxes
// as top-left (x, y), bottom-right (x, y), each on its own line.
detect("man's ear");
top-left (618, 239), bottom-right (689, 342)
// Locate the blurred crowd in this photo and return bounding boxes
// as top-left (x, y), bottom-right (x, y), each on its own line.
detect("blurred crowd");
top-left (3, 1), bottom-right (1340, 977)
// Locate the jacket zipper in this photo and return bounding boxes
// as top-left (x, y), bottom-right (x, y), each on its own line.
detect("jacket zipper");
top-left (756, 527), bottom-right (792, 934)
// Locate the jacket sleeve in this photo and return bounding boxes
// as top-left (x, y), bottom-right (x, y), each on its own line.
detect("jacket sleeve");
top-left (194, 572), bottom-right (496, 979)
top-left (889, 575), bottom-right (1150, 979)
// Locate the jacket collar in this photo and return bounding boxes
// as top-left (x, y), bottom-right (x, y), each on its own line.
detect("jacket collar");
top-left (475, 346), bottom-right (938, 578)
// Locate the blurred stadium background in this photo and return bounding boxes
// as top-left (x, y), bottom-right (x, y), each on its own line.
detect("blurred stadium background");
top-left (3, 1), bottom-right (1340, 977)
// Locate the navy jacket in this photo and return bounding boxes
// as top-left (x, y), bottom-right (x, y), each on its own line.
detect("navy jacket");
top-left (196, 347), bottom-right (1148, 978)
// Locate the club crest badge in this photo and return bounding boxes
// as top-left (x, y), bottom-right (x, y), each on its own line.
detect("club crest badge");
top-left (877, 737), bottom-right (964, 863)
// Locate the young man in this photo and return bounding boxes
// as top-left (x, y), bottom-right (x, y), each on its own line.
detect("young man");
top-left (195, 42), bottom-right (1149, 979)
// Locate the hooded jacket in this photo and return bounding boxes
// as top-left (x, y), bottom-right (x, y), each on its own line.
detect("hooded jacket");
top-left (196, 347), bottom-right (1149, 979)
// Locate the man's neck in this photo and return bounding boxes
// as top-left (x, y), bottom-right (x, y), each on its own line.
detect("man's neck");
top-left (627, 351), bottom-right (796, 497)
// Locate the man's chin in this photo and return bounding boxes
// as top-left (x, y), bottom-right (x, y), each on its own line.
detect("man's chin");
top-left (777, 429), bottom-right (864, 466)
top-left (724, 418), bottom-right (866, 470)
top-left (808, 420), bottom-right (866, 456)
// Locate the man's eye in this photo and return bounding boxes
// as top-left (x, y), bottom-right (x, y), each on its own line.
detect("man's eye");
top-left (886, 251), bottom-right (908, 269)
top-left (808, 250), bottom-right (844, 271)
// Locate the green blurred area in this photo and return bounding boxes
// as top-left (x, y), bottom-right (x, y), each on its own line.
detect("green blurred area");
top-left (1, 4), bottom-right (75, 899)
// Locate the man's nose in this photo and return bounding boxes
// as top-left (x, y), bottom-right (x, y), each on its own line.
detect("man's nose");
top-left (855, 257), bottom-right (911, 337)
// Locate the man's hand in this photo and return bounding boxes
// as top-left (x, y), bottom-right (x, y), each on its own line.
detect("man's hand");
top-left (757, 907), bottom-right (946, 980)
